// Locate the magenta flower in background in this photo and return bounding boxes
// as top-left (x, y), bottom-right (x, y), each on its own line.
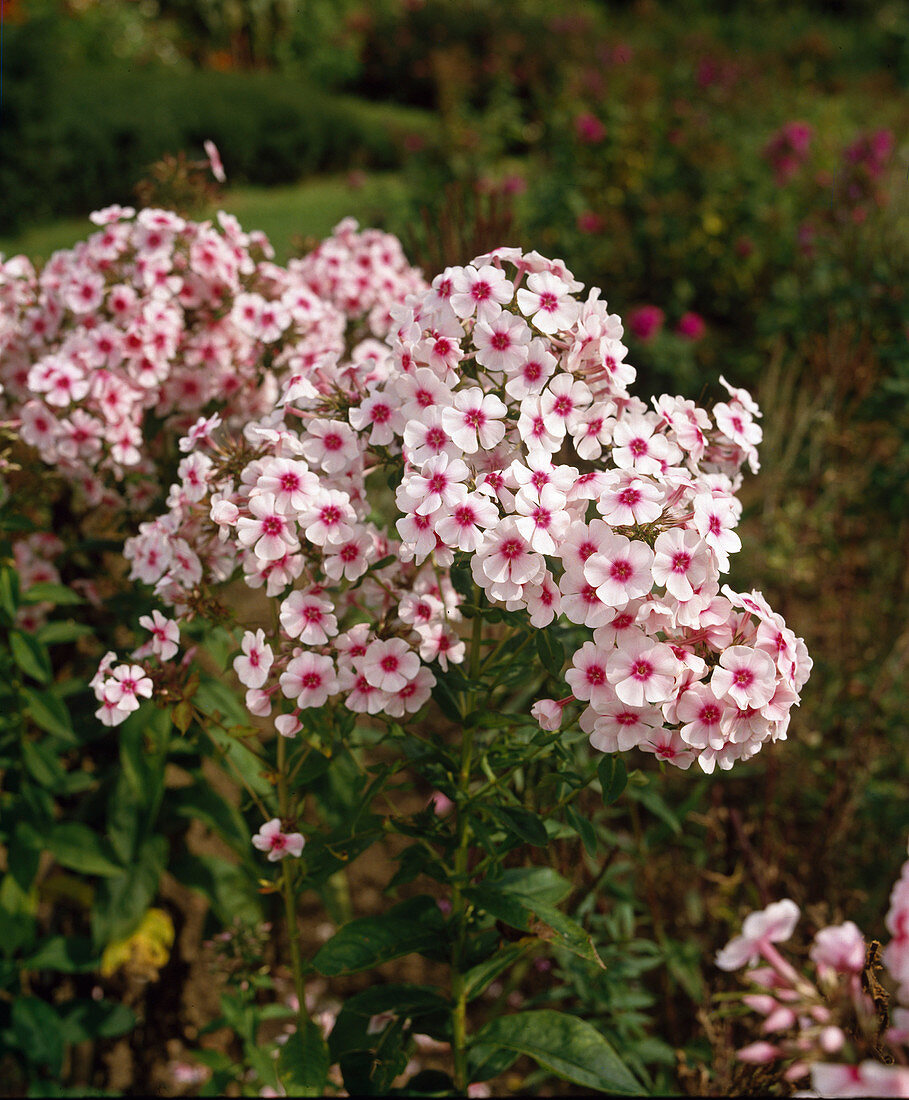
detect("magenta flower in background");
top-left (763, 121), bottom-right (813, 184)
top-left (676, 312), bottom-right (706, 341)
top-left (845, 128), bottom-right (894, 177)
top-left (577, 211), bottom-right (604, 234)
top-left (628, 305), bottom-right (665, 342)
top-left (575, 112), bottom-right (606, 144)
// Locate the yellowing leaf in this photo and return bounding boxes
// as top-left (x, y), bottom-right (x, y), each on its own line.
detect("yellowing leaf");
top-left (100, 907), bottom-right (174, 980)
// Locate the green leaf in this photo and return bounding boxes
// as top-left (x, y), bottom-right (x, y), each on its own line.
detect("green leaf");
top-left (463, 942), bottom-right (531, 1003)
top-left (488, 804), bottom-right (550, 848)
top-left (12, 997), bottom-right (65, 1076)
top-left (469, 1010), bottom-right (642, 1094)
top-left (22, 582), bottom-right (84, 606)
top-left (58, 999), bottom-right (136, 1042)
top-left (21, 686), bottom-right (77, 743)
top-left (169, 851), bottom-right (263, 927)
top-left (342, 984), bottom-right (449, 1019)
top-left (46, 823), bottom-right (125, 877)
top-left (165, 782), bottom-right (250, 854)
top-left (597, 755), bottom-right (627, 805)
top-left (36, 620), bottom-right (94, 646)
top-left (91, 836), bottom-right (166, 949)
top-left (314, 896), bottom-right (446, 976)
top-left (630, 782), bottom-right (682, 834)
top-left (535, 629), bottom-right (565, 678)
top-left (466, 883), bottom-right (605, 968)
top-left (27, 936), bottom-right (99, 974)
top-left (565, 803), bottom-right (598, 856)
top-left (277, 1018), bottom-right (330, 1096)
top-left (0, 567), bottom-right (20, 620)
top-left (492, 867), bottom-right (572, 906)
top-left (22, 739), bottom-right (68, 789)
top-left (10, 630), bottom-right (52, 683)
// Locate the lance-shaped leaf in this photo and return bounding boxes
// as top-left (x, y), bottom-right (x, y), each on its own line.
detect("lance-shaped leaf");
top-left (465, 882), bottom-right (605, 968)
top-left (469, 1010), bottom-right (642, 1094)
top-left (313, 895), bottom-right (447, 976)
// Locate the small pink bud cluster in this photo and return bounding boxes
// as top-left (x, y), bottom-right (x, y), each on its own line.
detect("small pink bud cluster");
top-left (289, 216), bottom-right (427, 340)
top-left (763, 121), bottom-right (813, 185)
top-left (11, 531), bottom-right (65, 631)
top-left (717, 842), bottom-right (909, 1095)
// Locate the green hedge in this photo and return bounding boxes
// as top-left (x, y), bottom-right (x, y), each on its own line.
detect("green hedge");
top-left (0, 18), bottom-right (433, 234)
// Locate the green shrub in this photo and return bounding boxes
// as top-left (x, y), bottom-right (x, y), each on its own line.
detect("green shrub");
top-left (0, 19), bottom-right (432, 234)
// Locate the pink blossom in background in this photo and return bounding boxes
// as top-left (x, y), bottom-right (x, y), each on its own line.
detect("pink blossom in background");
top-left (628, 305), bottom-right (665, 342)
top-left (577, 211), bottom-right (604, 234)
top-left (763, 121), bottom-right (813, 184)
top-left (575, 111), bottom-right (606, 144)
top-left (676, 311), bottom-right (706, 341)
top-left (203, 140), bottom-right (226, 183)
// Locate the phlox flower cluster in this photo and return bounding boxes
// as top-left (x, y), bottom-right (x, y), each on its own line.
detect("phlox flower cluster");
top-left (387, 248), bottom-right (808, 775)
top-left (715, 842), bottom-right (909, 1096)
top-left (288, 217), bottom-right (426, 341)
top-left (0, 209), bottom-right (425, 514)
top-left (92, 240), bottom-right (807, 789)
top-left (10, 531), bottom-right (65, 631)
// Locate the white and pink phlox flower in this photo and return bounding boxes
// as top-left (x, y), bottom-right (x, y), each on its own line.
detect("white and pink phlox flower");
top-left (252, 819), bottom-right (305, 862)
top-left (233, 629), bottom-right (274, 689)
top-left (516, 271), bottom-right (579, 334)
top-left (138, 609), bottom-right (180, 661)
top-left (280, 652), bottom-right (339, 708)
top-left (716, 899), bottom-right (800, 971)
top-left (605, 635), bottom-right (679, 707)
top-left (583, 532), bottom-right (655, 610)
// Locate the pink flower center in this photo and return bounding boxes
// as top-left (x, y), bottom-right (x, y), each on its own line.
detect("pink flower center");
top-left (301, 672), bottom-right (321, 690)
top-left (629, 438), bottom-right (647, 456)
top-left (586, 665), bottom-right (605, 685)
top-left (491, 332), bottom-right (511, 351)
top-left (671, 552), bottom-right (692, 573)
top-left (611, 560), bottom-right (632, 581)
top-left (632, 660), bottom-right (652, 681)
top-left (380, 655), bottom-right (399, 672)
top-left (323, 433), bottom-right (343, 451)
top-left (262, 516), bottom-right (284, 536)
top-left (499, 538), bottom-right (524, 561)
top-left (538, 292), bottom-right (558, 313)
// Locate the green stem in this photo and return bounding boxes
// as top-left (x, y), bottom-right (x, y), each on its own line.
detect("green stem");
top-left (277, 735), bottom-right (311, 1035)
top-left (450, 610), bottom-right (484, 1092)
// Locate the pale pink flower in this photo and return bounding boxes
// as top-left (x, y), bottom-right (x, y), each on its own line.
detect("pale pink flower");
top-left (233, 629), bottom-right (274, 689)
top-left (435, 492), bottom-right (499, 552)
top-left (651, 529), bottom-right (711, 601)
top-left (280, 652), bottom-right (338, 708)
top-left (516, 271), bottom-right (579, 334)
top-left (676, 683), bottom-right (729, 749)
top-left (583, 533), bottom-right (655, 609)
top-left (138, 609), bottom-right (180, 661)
top-left (715, 899), bottom-right (800, 971)
top-left (539, 374), bottom-right (592, 439)
top-left (279, 591), bottom-right (338, 645)
top-left (810, 922), bottom-right (866, 977)
top-left (440, 388), bottom-right (508, 453)
top-left (449, 264), bottom-right (513, 322)
top-left (237, 493), bottom-right (300, 562)
top-left (362, 638), bottom-right (420, 693)
top-left (103, 664), bottom-right (153, 713)
top-left (595, 473), bottom-right (663, 526)
top-left (711, 646), bottom-right (777, 709)
top-left (606, 636), bottom-right (678, 707)
top-left (473, 312), bottom-right (532, 373)
top-left (252, 819), bottom-right (305, 862)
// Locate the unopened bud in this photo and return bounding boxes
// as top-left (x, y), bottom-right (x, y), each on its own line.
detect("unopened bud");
top-left (737, 1041), bottom-right (780, 1064)
top-left (819, 1026), bottom-right (845, 1054)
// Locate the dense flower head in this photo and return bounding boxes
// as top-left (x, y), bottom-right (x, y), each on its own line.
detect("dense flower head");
top-left (87, 238), bottom-right (807, 781)
top-left (0, 211), bottom-right (424, 513)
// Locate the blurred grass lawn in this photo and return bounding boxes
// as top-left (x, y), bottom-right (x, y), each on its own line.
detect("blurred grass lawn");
top-left (0, 171), bottom-right (410, 266)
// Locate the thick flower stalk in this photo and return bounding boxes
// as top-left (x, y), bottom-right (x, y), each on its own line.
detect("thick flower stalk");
top-left (92, 241), bottom-right (808, 781)
top-left (716, 842), bottom-right (909, 1096)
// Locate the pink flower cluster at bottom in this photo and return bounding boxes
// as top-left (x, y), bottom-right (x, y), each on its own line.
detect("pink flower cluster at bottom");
top-left (716, 841), bottom-right (909, 1096)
